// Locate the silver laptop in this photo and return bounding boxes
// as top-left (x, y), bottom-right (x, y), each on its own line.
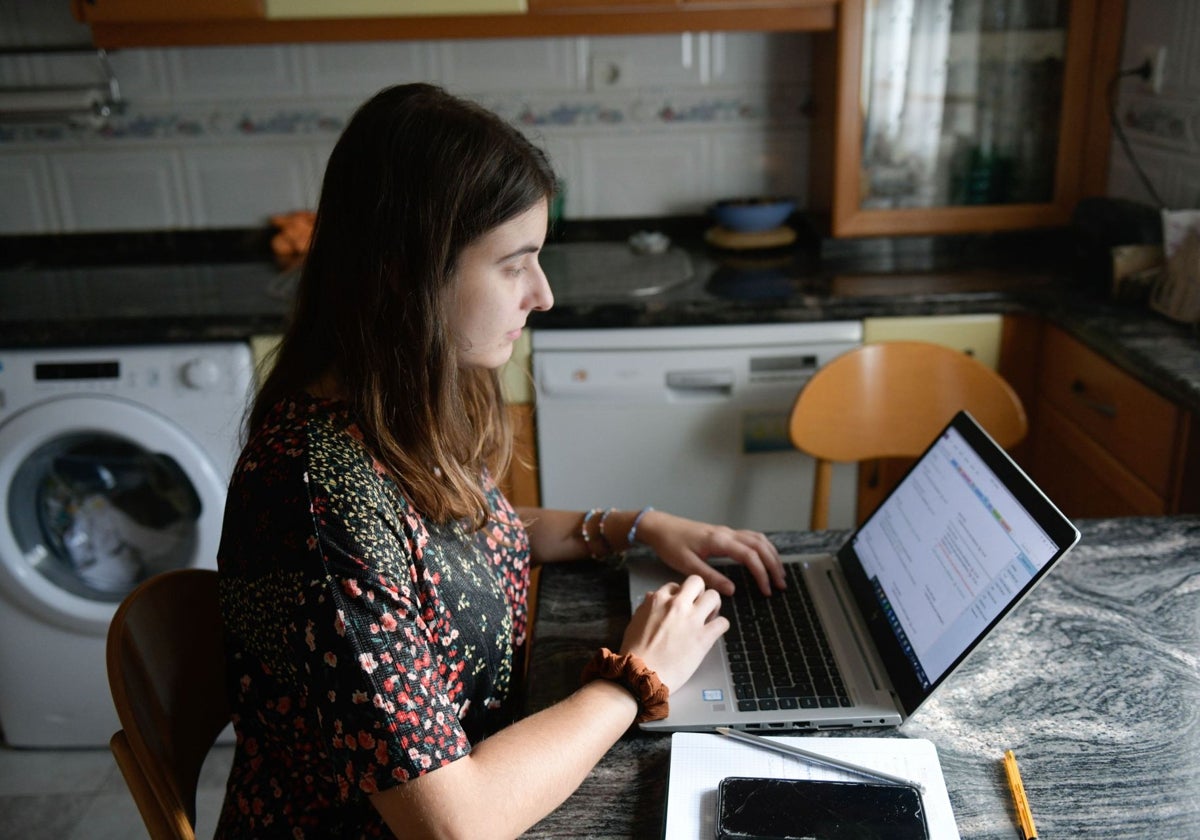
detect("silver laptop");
top-left (628, 410), bottom-right (1081, 732)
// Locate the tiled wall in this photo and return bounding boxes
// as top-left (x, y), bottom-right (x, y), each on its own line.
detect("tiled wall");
top-left (1109, 0), bottom-right (1200, 210)
top-left (0, 4), bottom-right (810, 233)
top-left (3, 0), bottom-right (1194, 236)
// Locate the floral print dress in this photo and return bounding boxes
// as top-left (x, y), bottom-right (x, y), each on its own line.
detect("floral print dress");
top-left (214, 394), bottom-right (530, 839)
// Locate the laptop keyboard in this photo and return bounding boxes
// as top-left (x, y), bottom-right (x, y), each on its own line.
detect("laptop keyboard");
top-left (720, 564), bottom-right (852, 712)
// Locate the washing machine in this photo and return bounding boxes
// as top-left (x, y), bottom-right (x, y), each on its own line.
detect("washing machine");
top-left (0, 342), bottom-right (253, 748)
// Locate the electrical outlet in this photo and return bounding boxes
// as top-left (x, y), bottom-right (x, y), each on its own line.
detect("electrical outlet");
top-left (589, 52), bottom-right (633, 91)
top-left (1140, 44), bottom-right (1167, 95)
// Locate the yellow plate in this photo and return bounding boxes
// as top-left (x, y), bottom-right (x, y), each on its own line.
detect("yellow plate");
top-left (704, 225), bottom-right (797, 251)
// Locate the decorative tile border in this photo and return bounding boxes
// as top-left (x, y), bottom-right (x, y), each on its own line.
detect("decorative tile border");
top-left (1, 85), bottom-right (809, 146)
top-left (514, 101), bottom-right (625, 127)
top-left (0, 105), bottom-right (352, 145)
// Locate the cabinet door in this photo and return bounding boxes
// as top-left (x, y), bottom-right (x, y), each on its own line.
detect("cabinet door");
top-left (81, 0), bottom-right (835, 46)
top-left (530, 0), bottom-right (829, 8)
top-left (529, 0), bottom-right (673, 8)
top-left (71, 0), bottom-right (264, 22)
top-left (862, 314), bottom-right (1003, 369)
top-left (1037, 324), bottom-right (1180, 499)
top-left (812, 0), bottom-right (1125, 237)
top-left (1029, 401), bottom-right (1166, 517)
top-left (1024, 324), bottom-right (1185, 518)
top-left (263, 0), bottom-right (526, 16)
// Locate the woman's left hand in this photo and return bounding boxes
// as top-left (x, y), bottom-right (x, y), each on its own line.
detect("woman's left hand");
top-left (632, 509), bottom-right (785, 596)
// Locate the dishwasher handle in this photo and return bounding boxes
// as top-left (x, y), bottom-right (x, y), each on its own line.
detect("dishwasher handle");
top-left (665, 369), bottom-right (735, 397)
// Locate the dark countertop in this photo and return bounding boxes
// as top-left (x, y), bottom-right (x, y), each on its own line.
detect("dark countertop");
top-left (2, 224), bottom-right (1198, 412)
top-left (0, 261), bottom-right (293, 346)
top-left (520, 516), bottom-right (1200, 838)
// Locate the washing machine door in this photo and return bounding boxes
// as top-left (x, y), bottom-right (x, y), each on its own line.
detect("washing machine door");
top-left (0, 395), bottom-right (227, 635)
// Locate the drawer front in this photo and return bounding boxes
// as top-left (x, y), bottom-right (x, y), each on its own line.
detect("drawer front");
top-left (1030, 403), bottom-right (1166, 517)
top-left (1038, 326), bottom-right (1179, 497)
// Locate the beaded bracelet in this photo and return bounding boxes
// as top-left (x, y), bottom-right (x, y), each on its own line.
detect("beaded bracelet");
top-left (627, 506), bottom-right (655, 549)
top-left (580, 508), bottom-right (603, 559)
top-left (597, 507), bottom-right (619, 555)
top-left (582, 506), bottom-right (655, 564)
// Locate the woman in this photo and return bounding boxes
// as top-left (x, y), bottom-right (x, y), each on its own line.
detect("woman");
top-left (216, 83), bottom-right (784, 840)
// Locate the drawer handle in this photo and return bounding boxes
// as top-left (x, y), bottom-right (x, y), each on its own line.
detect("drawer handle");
top-left (1070, 379), bottom-right (1117, 418)
top-left (665, 370), bottom-right (734, 396)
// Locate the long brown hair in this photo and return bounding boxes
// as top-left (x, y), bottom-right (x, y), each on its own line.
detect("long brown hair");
top-left (252, 84), bottom-right (557, 527)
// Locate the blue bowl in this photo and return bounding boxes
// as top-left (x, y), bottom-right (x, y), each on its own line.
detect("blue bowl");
top-left (711, 197), bottom-right (797, 232)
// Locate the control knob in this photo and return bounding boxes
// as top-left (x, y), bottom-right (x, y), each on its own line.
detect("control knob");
top-left (180, 357), bottom-right (221, 390)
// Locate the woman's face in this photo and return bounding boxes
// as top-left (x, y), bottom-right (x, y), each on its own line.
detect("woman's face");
top-left (448, 198), bottom-right (553, 370)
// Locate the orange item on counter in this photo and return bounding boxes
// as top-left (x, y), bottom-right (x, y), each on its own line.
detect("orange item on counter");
top-left (270, 210), bottom-right (316, 269)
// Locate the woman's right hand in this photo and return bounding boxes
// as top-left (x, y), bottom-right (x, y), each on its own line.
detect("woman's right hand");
top-left (619, 575), bottom-right (729, 694)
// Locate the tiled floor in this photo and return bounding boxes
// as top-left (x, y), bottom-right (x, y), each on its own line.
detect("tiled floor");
top-left (0, 741), bottom-right (232, 838)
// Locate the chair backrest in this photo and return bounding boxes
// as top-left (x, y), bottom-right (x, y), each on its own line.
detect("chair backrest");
top-left (107, 568), bottom-right (231, 840)
top-left (789, 340), bottom-right (1028, 529)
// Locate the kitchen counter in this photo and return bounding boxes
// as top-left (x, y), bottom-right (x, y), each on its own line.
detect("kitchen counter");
top-left (0, 261), bottom-right (291, 346)
top-left (2, 228), bottom-right (1198, 414)
top-left (523, 264), bottom-right (1200, 415)
top-left (519, 515), bottom-right (1200, 838)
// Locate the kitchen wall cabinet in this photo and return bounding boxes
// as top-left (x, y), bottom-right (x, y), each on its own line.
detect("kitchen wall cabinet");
top-left (69, 0), bottom-right (264, 22)
top-left (265, 0), bottom-right (526, 17)
top-left (808, 0), bottom-right (1127, 237)
top-left (72, 0), bottom-right (836, 47)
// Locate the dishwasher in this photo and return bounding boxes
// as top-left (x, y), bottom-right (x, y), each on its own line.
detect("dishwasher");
top-left (532, 322), bottom-right (862, 533)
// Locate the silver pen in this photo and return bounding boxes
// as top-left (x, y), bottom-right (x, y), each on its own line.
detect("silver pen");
top-left (715, 726), bottom-right (926, 794)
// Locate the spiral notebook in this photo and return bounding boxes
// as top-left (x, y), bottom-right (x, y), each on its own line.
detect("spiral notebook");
top-left (665, 731), bottom-right (960, 839)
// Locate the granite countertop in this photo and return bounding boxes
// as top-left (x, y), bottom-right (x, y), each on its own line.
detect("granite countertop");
top-left (0, 261), bottom-right (292, 346)
top-left (2, 225), bottom-right (1198, 412)
top-left (520, 516), bottom-right (1200, 838)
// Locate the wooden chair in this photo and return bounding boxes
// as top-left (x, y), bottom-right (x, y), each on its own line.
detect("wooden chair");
top-left (789, 341), bottom-right (1028, 530)
top-left (107, 568), bottom-right (231, 840)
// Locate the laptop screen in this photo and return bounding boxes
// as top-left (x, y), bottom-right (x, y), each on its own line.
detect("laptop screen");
top-left (839, 411), bottom-right (1080, 714)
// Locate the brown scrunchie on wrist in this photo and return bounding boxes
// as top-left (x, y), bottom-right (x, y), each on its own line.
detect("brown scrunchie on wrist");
top-left (580, 647), bottom-right (670, 723)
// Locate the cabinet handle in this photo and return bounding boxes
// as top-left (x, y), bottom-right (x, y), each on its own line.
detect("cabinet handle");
top-left (1070, 379), bottom-right (1117, 418)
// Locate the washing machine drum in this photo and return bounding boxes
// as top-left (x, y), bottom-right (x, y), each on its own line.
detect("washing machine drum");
top-left (19, 434), bottom-right (202, 599)
top-left (0, 395), bottom-right (227, 634)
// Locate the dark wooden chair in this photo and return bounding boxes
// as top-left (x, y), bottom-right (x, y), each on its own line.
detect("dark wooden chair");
top-left (107, 568), bottom-right (230, 840)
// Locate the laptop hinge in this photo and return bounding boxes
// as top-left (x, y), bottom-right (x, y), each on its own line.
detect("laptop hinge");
top-left (826, 568), bottom-right (888, 691)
